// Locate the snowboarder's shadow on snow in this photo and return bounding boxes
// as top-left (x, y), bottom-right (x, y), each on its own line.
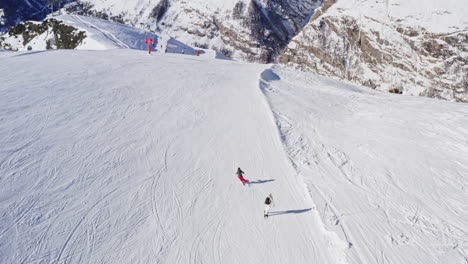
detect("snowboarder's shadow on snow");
top-left (268, 208), bottom-right (312, 216)
top-left (248, 179), bottom-right (275, 184)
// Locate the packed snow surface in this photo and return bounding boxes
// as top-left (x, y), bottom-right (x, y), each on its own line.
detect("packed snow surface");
top-left (0, 50), bottom-right (345, 264)
top-left (1, 49), bottom-right (467, 264)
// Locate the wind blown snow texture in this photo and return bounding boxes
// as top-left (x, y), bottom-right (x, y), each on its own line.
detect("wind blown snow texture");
top-left (1, 34), bottom-right (467, 264)
top-left (260, 66), bottom-right (468, 264)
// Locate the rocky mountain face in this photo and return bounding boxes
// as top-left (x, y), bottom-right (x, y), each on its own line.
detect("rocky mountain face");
top-left (63, 0), bottom-right (323, 62)
top-left (0, 0), bottom-right (48, 31)
top-left (278, 0), bottom-right (468, 102)
top-left (0, 9), bottom-right (6, 29)
top-left (2, 0), bottom-right (466, 101)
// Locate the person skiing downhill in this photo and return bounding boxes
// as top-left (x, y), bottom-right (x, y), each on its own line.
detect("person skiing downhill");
top-left (264, 193), bottom-right (273, 218)
top-left (236, 167), bottom-right (249, 185)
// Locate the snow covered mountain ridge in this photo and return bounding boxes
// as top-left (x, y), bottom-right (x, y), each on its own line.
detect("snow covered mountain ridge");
top-left (1, 0), bottom-right (324, 61)
top-left (2, 0), bottom-right (467, 101)
top-left (62, 0), bottom-right (324, 62)
top-left (0, 14), bottom-right (198, 55)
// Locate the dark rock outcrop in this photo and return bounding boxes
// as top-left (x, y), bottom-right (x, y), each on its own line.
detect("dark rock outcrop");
top-left (0, 18), bottom-right (86, 50)
top-left (278, 0), bottom-right (468, 102)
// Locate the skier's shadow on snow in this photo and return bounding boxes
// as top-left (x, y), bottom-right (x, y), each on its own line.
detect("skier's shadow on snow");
top-left (248, 179), bottom-right (275, 184)
top-left (268, 208), bottom-right (312, 216)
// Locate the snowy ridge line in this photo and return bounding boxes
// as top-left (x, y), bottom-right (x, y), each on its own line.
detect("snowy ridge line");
top-left (258, 69), bottom-right (359, 263)
top-left (257, 65), bottom-right (468, 263)
top-left (71, 15), bottom-right (129, 49)
top-left (258, 68), bottom-right (350, 264)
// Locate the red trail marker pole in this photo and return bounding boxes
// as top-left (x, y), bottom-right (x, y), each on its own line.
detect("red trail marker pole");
top-left (145, 38), bottom-right (154, 54)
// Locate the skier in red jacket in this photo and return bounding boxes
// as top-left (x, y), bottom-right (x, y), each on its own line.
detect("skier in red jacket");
top-left (236, 167), bottom-right (249, 185)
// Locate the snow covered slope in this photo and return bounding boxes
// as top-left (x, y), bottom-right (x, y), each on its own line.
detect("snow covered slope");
top-left (261, 66), bottom-right (468, 264)
top-left (0, 49), bottom-right (14, 57)
top-left (1, 48), bottom-right (467, 264)
top-left (0, 50), bottom-right (346, 264)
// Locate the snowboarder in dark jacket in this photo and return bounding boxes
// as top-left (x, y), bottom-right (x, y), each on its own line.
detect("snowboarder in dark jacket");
top-left (264, 194), bottom-right (273, 218)
top-left (236, 167), bottom-right (249, 185)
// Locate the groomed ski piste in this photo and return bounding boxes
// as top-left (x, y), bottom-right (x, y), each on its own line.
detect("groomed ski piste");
top-left (1, 16), bottom-right (467, 264)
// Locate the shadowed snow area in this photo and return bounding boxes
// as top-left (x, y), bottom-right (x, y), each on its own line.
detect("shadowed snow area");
top-left (0, 48), bottom-right (467, 264)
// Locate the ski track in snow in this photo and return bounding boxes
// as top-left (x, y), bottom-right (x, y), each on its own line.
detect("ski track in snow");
top-left (71, 15), bottom-right (130, 49)
top-left (55, 189), bottom-right (117, 263)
